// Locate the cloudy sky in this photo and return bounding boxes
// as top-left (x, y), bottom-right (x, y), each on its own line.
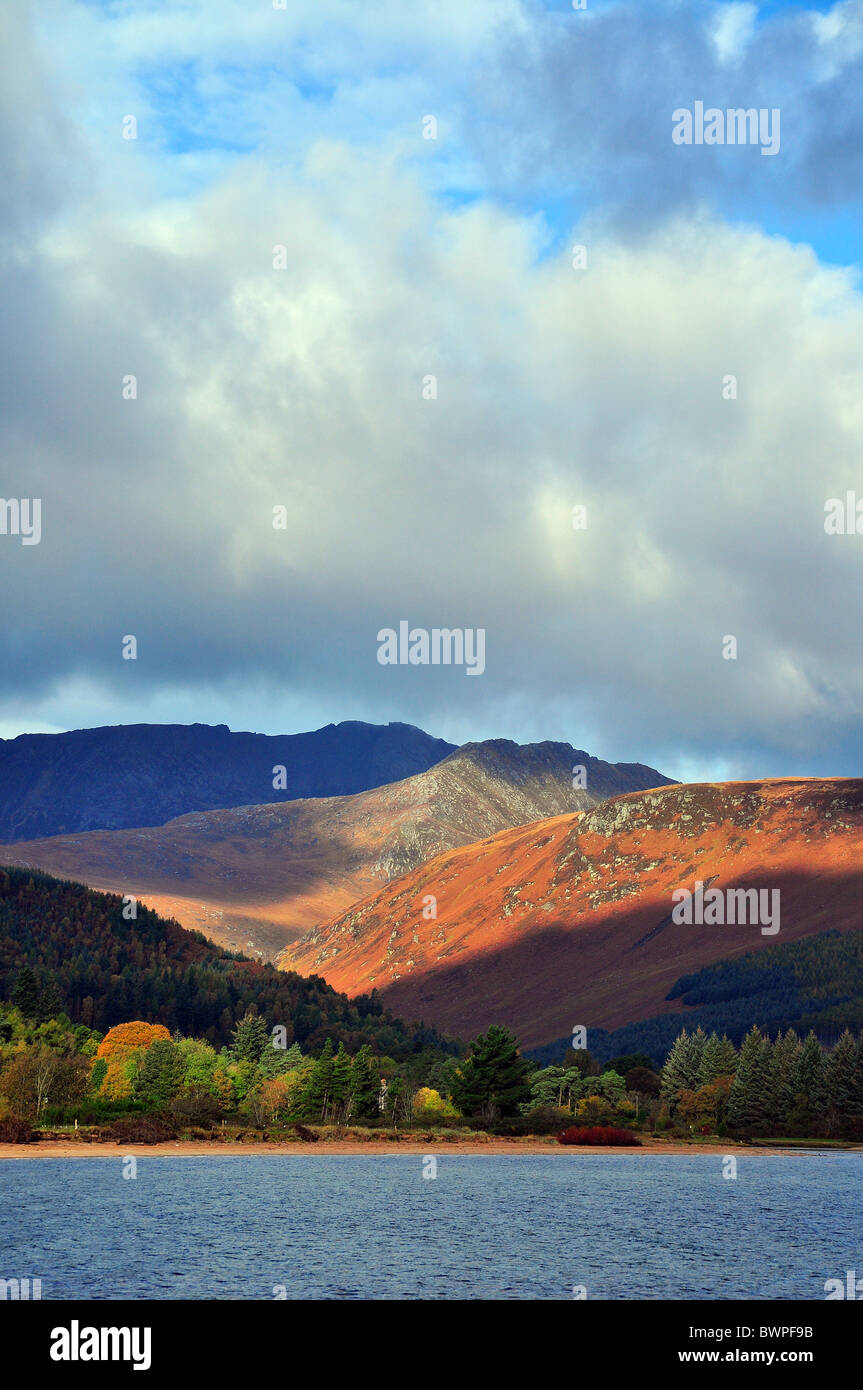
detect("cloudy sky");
top-left (3, 0), bottom-right (863, 782)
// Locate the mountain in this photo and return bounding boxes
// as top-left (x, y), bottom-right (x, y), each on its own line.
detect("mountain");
top-left (278, 778), bottom-right (863, 1048)
top-left (528, 927), bottom-right (863, 1068)
top-left (0, 739), bottom-right (672, 960)
top-left (0, 865), bottom-right (457, 1058)
top-left (0, 720), bottom-right (456, 841)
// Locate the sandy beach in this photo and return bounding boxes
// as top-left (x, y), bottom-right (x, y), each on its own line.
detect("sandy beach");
top-left (0, 1138), bottom-right (832, 1159)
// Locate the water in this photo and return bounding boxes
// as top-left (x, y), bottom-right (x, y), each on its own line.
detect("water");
top-left (2, 1153), bottom-right (860, 1299)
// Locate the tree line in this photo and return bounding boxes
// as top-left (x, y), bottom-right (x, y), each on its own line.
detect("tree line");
top-left (660, 1024), bottom-right (863, 1139)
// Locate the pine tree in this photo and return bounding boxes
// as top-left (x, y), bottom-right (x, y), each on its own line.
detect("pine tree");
top-left (351, 1044), bottom-right (380, 1121)
top-left (690, 1026), bottom-right (708, 1081)
top-left (385, 1074), bottom-right (405, 1126)
top-left (449, 1026), bottom-right (531, 1121)
top-left (259, 1037), bottom-right (304, 1079)
top-left (330, 1042), bottom-right (353, 1123)
top-left (699, 1032), bottom-right (724, 1086)
top-left (846, 1034), bottom-right (863, 1136)
top-left (791, 1031), bottom-right (825, 1135)
top-left (230, 1011), bottom-right (269, 1063)
top-left (714, 1034), bottom-right (738, 1077)
top-left (528, 1065), bottom-right (569, 1109)
top-left (824, 1030), bottom-right (856, 1136)
top-left (727, 1026), bottom-right (767, 1135)
top-left (12, 968), bottom-right (39, 1020)
top-left (711, 1039), bottom-right (733, 1078)
top-left (132, 1039), bottom-right (183, 1110)
top-left (661, 1030), bottom-right (702, 1109)
top-left (36, 976), bottom-right (63, 1023)
top-left (760, 1036), bottom-right (784, 1135)
top-left (304, 1038), bottom-right (335, 1121)
top-left (769, 1029), bottom-right (801, 1134)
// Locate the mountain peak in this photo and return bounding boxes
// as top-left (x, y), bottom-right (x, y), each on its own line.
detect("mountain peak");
top-left (0, 720), bottom-right (457, 841)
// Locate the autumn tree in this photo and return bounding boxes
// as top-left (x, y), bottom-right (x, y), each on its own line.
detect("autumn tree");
top-left (412, 1087), bottom-right (458, 1124)
top-left (677, 1077), bottom-right (732, 1133)
top-left (95, 1021), bottom-right (172, 1102)
top-left (1, 1046), bottom-right (89, 1120)
top-left (625, 1067), bottom-right (660, 1098)
top-left (96, 1022), bottom-right (172, 1059)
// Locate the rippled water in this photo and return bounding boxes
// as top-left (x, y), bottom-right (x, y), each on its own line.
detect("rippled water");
top-left (1, 1153), bottom-right (860, 1299)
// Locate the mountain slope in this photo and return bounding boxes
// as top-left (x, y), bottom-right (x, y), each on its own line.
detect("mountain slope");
top-left (0, 720), bottom-right (456, 841)
top-left (0, 739), bottom-right (671, 959)
top-left (0, 865), bottom-right (456, 1057)
top-left (528, 926), bottom-right (863, 1068)
top-left (278, 778), bottom-right (863, 1047)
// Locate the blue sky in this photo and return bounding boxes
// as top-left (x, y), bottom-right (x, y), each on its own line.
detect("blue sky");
top-left (3, 0), bottom-right (863, 783)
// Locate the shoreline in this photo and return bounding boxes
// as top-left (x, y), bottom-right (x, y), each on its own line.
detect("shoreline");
top-left (0, 1138), bottom-right (848, 1159)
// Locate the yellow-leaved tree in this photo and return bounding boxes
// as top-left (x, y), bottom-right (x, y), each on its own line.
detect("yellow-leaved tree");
top-left (94, 1021), bottom-right (172, 1101)
top-left (412, 1086), bottom-right (459, 1123)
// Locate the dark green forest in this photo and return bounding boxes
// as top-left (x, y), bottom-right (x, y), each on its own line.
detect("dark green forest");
top-left (0, 866), bottom-right (458, 1060)
top-left (527, 928), bottom-right (863, 1068)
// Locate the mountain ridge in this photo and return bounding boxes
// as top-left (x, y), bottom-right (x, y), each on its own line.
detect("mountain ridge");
top-left (277, 777), bottom-right (863, 1047)
top-left (0, 736), bottom-right (672, 959)
top-left (0, 719), bottom-right (456, 841)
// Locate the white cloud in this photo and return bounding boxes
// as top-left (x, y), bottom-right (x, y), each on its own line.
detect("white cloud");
top-left (711, 4), bottom-right (757, 64)
top-left (2, 0), bottom-right (863, 783)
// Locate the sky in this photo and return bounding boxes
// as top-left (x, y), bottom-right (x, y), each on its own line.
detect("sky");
top-left (2, 0), bottom-right (863, 782)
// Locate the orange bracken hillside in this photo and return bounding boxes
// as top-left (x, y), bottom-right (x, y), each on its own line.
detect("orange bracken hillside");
top-left (278, 779), bottom-right (863, 1048)
top-left (0, 741), bottom-right (668, 960)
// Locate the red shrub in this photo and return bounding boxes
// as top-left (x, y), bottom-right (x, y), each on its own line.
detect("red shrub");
top-left (557, 1126), bottom-right (641, 1147)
